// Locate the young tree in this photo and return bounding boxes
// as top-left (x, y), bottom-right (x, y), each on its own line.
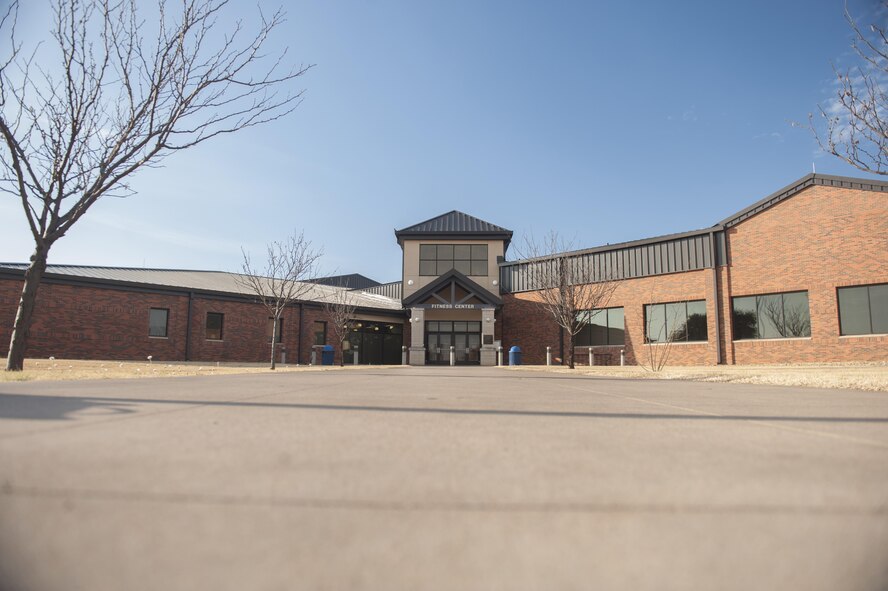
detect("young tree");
top-left (519, 232), bottom-right (617, 369)
top-left (1, 0), bottom-right (311, 370)
top-left (237, 231), bottom-right (321, 370)
top-left (323, 286), bottom-right (358, 367)
top-left (810, 4), bottom-right (888, 174)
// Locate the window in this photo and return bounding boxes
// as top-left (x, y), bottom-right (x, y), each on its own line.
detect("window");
top-left (206, 312), bottom-right (224, 340)
top-left (645, 300), bottom-right (708, 343)
top-left (313, 321), bottom-right (327, 345)
top-left (838, 284), bottom-right (888, 335)
top-left (576, 307), bottom-right (624, 346)
top-left (419, 244), bottom-right (488, 276)
top-left (731, 291), bottom-right (811, 340)
top-left (267, 317), bottom-right (283, 343)
top-left (148, 308), bottom-right (168, 338)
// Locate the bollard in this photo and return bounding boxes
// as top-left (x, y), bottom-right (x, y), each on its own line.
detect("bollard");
top-left (546, 346), bottom-right (552, 366)
top-left (620, 349), bottom-right (625, 366)
top-left (353, 347), bottom-right (359, 366)
top-left (588, 347), bottom-right (594, 366)
top-left (450, 345), bottom-right (455, 366)
top-left (402, 346), bottom-right (407, 365)
top-left (497, 346), bottom-right (503, 366)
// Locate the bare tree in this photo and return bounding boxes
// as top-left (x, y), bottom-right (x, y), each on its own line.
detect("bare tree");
top-left (810, 3), bottom-right (888, 174)
top-left (323, 286), bottom-right (358, 367)
top-left (237, 231), bottom-right (322, 369)
top-left (518, 232), bottom-right (617, 369)
top-left (1, 0), bottom-right (311, 370)
top-left (639, 296), bottom-right (680, 373)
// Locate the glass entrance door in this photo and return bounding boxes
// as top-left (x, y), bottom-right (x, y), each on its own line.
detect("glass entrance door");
top-left (425, 321), bottom-right (481, 365)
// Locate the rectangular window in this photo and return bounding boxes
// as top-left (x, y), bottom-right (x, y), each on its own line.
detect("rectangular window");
top-left (313, 320), bottom-right (327, 345)
top-left (267, 317), bottom-right (283, 343)
top-left (731, 291), bottom-right (811, 340)
top-left (645, 300), bottom-right (708, 343)
top-left (148, 308), bottom-right (169, 338)
top-left (206, 312), bottom-right (224, 340)
top-left (577, 307), bottom-right (625, 346)
top-left (419, 243), bottom-right (488, 276)
top-left (838, 283), bottom-right (888, 335)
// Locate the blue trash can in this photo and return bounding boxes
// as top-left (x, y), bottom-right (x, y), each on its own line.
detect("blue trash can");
top-left (508, 346), bottom-right (522, 366)
top-left (321, 344), bottom-right (335, 366)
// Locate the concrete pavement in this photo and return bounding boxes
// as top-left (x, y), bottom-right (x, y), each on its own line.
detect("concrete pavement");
top-left (1, 366), bottom-right (887, 590)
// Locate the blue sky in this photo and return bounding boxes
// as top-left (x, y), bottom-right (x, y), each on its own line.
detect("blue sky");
top-left (1, 0), bottom-right (884, 283)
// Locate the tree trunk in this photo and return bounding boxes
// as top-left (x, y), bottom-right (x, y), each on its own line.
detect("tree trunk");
top-left (269, 316), bottom-right (278, 370)
top-left (6, 244), bottom-right (50, 371)
top-left (567, 334), bottom-right (575, 369)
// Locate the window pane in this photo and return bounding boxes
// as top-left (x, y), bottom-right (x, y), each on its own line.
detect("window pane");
top-left (576, 324), bottom-right (591, 347)
top-left (149, 308), bottom-right (168, 337)
top-left (467, 322), bottom-right (481, 332)
top-left (863, 284), bottom-right (887, 334)
top-left (838, 286), bottom-right (869, 335)
top-left (438, 322), bottom-right (453, 332)
top-left (646, 304), bottom-right (666, 343)
top-left (666, 302), bottom-right (688, 342)
top-left (313, 321), bottom-right (326, 345)
top-left (437, 260), bottom-right (454, 275)
top-left (437, 245), bottom-right (454, 260)
top-left (454, 260), bottom-right (471, 275)
top-left (732, 297), bottom-right (757, 340)
top-left (781, 292), bottom-right (810, 337)
top-left (589, 309), bottom-right (608, 346)
top-left (757, 294), bottom-right (784, 338)
top-left (206, 313), bottom-right (223, 340)
top-left (686, 300), bottom-right (708, 342)
top-left (419, 260), bottom-right (436, 276)
top-left (419, 244), bottom-right (436, 260)
top-left (471, 245), bottom-right (487, 261)
top-left (607, 307), bottom-right (625, 346)
top-left (427, 322), bottom-right (439, 332)
top-left (454, 322), bottom-right (467, 332)
top-left (454, 245), bottom-right (471, 260)
top-left (470, 260), bottom-right (487, 276)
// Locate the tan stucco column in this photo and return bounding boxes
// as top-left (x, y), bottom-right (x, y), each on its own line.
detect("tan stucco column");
top-left (480, 307), bottom-right (497, 366)
top-left (409, 308), bottom-right (426, 365)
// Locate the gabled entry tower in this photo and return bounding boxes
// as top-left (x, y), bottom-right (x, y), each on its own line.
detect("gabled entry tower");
top-left (395, 211), bottom-right (513, 365)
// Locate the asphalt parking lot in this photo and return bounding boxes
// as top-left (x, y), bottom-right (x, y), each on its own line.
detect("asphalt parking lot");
top-left (1, 366), bottom-right (887, 591)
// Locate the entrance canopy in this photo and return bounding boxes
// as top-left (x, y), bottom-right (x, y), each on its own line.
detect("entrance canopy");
top-left (402, 269), bottom-right (502, 309)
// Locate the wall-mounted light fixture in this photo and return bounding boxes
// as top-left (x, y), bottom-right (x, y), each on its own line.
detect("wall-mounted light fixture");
top-left (492, 280), bottom-right (498, 286)
top-left (407, 279), bottom-right (414, 286)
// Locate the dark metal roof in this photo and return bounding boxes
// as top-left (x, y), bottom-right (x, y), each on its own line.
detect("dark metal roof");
top-left (308, 273), bottom-right (381, 289)
top-left (395, 210), bottom-right (513, 245)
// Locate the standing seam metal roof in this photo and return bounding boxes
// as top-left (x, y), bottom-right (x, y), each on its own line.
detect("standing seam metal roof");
top-left (395, 210), bottom-right (512, 235)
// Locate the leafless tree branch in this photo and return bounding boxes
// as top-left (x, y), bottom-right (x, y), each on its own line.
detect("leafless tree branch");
top-left (2, 0), bottom-right (312, 371)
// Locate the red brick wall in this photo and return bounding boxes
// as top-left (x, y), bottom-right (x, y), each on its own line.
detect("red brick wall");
top-left (502, 184), bottom-right (887, 366)
top-left (0, 279), bottom-right (408, 364)
top-left (720, 184), bottom-right (888, 363)
top-left (502, 270), bottom-right (717, 366)
top-left (0, 280), bottom-right (188, 361)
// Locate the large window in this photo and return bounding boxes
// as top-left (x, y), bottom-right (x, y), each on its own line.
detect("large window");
top-left (206, 312), bottom-right (224, 340)
top-left (267, 317), bottom-right (283, 343)
top-left (645, 300), bottom-right (707, 343)
top-left (576, 307), bottom-right (624, 346)
top-left (419, 244), bottom-right (488, 276)
top-left (732, 291), bottom-right (811, 340)
top-left (313, 321), bottom-right (327, 345)
top-left (838, 284), bottom-right (888, 335)
top-left (148, 308), bottom-right (169, 338)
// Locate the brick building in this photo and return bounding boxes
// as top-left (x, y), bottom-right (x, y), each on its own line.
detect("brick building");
top-left (2, 173), bottom-right (886, 366)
